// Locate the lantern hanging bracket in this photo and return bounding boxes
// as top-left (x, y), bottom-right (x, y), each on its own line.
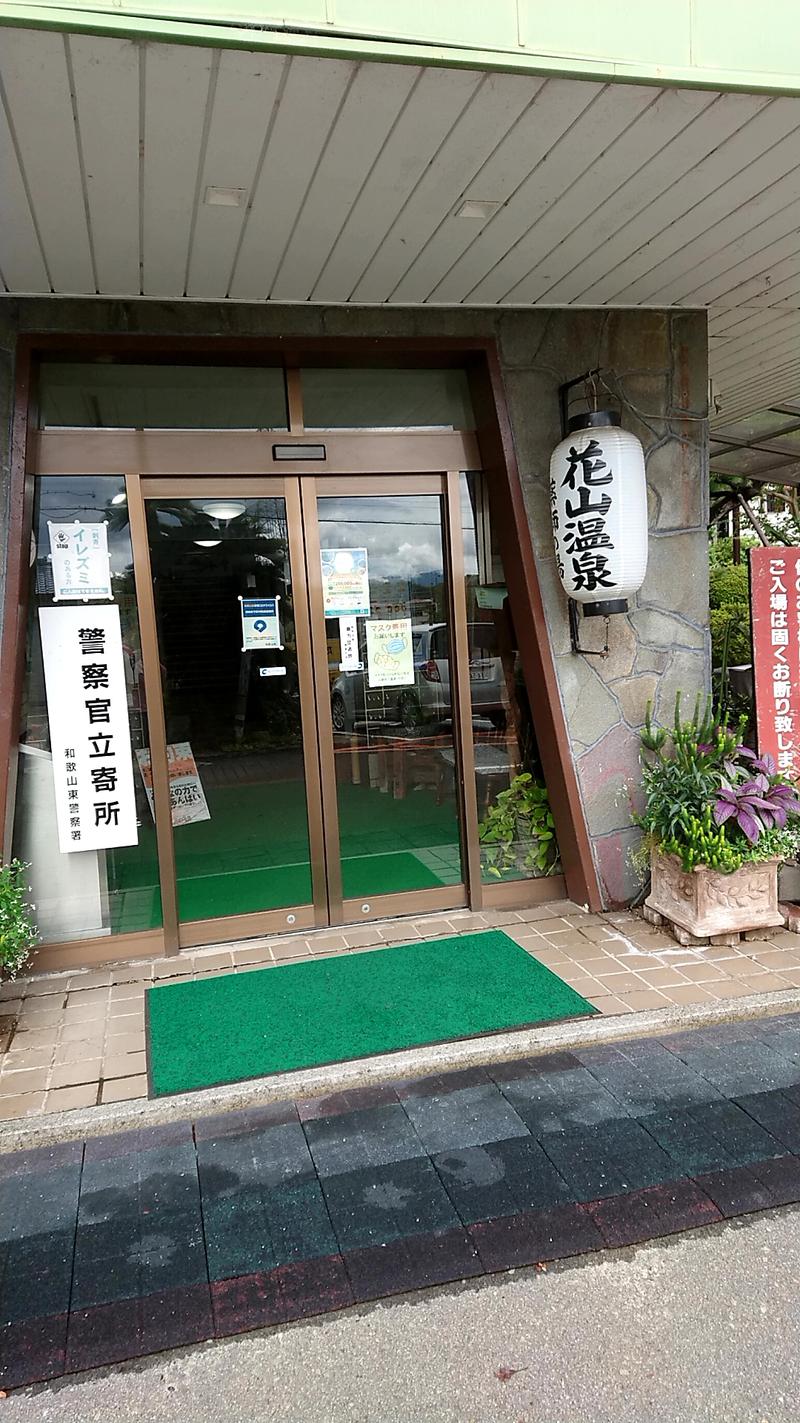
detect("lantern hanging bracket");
top-left (558, 367), bottom-right (602, 439)
top-left (568, 601), bottom-right (610, 658)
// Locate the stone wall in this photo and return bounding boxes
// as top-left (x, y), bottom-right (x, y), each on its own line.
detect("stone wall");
top-left (497, 308), bottom-right (709, 904)
top-left (0, 301), bottom-right (709, 905)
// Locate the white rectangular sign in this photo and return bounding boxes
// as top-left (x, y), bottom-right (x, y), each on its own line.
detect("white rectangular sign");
top-left (48, 521), bottom-right (112, 602)
top-left (338, 615), bottom-right (362, 671)
top-left (38, 604), bottom-right (138, 853)
top-left (239, 596), bottom-right (282, 651)
top-left (366, 618), bottom-right (415, 688)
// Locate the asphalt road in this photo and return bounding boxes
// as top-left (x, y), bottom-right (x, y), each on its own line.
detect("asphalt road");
top-left (5, 1205), bottom-right (799, 1423)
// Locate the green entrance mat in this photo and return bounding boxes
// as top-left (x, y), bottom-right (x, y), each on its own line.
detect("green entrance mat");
top-left (145, 931), bottom-right (596, 1097)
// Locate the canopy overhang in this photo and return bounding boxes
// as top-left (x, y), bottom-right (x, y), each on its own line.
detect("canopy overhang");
top-left (1, 18), bottom-right (800, 440)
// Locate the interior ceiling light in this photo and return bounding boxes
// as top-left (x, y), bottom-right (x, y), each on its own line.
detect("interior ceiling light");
top-left (111, 491), bottom-right (127, 505)
top-left (204, 186), bottom-right (247, 207)
top-left (455, 199), bottom-right (501, 219)
top-left (194, 540), bottom-right (222, 548)
top-left (201, 500), bottom-right (246, 522)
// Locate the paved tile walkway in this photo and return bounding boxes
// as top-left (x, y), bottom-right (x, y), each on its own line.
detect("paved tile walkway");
top-left (2, 902), bottom-right (800, 1123)
top-left (4, 1013), bottom-right (800, 1390)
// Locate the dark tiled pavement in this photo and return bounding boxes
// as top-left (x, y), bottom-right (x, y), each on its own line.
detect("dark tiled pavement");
top-left (5, 1014), bottom-right (800, 1389)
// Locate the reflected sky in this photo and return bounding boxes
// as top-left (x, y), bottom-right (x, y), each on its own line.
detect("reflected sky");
top-left (317, 493), bottom-right (478, 579)
top-left (35, 476), bottom-right (133, 577)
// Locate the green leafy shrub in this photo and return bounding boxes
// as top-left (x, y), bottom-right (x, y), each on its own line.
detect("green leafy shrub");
top-left (708, 535), bottom-right (758, 569)
top-left (709, 563), bottom-right (750, 608)
top-left (710, 605), bottom-right (751, 667)
top-left (0, 860), bottom-right (37, 979)
top-left (478, 773), bottom-right (559, 879)
top-left (660, 806), bottom-right (743, 874)
top-left (636, 694), bottom-right (800, 875)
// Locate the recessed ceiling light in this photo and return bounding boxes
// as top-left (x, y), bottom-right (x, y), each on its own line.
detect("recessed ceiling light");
top-left (194, 540), bottom-right (222, 548)
top-left (455, 199), bottom-right (501, 220)
top-left (111, 491), bottom-right (127, 505)
top-left (204, 186), bottom-right (247, 208)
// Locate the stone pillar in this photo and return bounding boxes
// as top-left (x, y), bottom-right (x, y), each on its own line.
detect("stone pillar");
top-left (496, 308), bottom-right (709, 904)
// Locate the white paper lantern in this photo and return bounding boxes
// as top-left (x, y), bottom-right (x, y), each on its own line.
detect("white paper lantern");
top-left (549, 411), bottom-right (648, 617)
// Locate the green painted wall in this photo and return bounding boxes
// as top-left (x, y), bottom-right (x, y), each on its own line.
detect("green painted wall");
top-left (3, 0), bottom-right (800, 93)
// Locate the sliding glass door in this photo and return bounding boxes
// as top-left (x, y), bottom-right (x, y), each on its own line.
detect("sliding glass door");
top-left (138, 474), bottom-right (469, 945)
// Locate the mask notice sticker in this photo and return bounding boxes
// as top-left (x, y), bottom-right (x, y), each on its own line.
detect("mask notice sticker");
top-left (366, 618), bottom-right (415, 688)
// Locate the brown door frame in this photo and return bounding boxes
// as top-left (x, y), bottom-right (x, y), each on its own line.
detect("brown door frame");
top-left (1, 335), bottom-right (600, 958)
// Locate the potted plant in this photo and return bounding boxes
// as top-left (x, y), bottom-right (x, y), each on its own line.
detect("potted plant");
top-left (0, 859), bottom-right (38, 981)
top-left (637, 695), bottom-right (800, 940)
top-left (478, 773), bottom-right (560, 880)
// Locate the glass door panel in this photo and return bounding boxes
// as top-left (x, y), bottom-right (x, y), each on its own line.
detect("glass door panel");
top-left (12, 475), bottom-right (162, 944)
top-left (145, 493), bottom-right (314, 924)
top-left (459, 473), bottom-right (561, 884)
top-left (315, 489), bottom-right (464, 906)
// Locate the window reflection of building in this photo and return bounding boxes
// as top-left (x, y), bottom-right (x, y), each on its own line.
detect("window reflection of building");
top-left (461, 473), bottom-right (561, 883)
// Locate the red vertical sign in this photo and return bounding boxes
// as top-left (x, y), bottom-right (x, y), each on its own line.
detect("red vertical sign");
top-left (750, 545), bottom-right (800, 776)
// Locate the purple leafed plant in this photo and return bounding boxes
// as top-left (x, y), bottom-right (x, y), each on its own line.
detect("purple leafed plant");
top-left (714, 778), bottom-right (800, 845)
top-left (737, 747), bottom-right (777, 776)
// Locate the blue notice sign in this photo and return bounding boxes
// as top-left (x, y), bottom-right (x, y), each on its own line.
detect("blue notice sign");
top-left (239, 596), bottom-right (282, 651)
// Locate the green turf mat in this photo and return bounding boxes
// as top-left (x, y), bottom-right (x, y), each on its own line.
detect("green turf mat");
top-left (341, 851), bottom-right (445, 898)
top-left (177, 863), bottom-right (313, 921)
top-left (109, 776), bottom-right (461, 926)
top-left (146, 930), bottom-right (596, 1096)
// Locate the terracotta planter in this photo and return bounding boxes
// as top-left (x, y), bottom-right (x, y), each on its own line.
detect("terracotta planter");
top-left (646, 849), bottom-right (784, 938)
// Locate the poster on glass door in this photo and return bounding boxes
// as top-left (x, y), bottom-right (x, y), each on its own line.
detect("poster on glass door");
top-left (136, 742), bottom-right (211, 827)
top-left (239, 596), bottom-right (282, 651)
top-left (338, 616), bottom-right (362, 671)
top-left (38, 604), bottom-right (139, 853)
top-left (366, 618), bottom-right (415, 688)
top-left (48, 521), bottom-right (112, 601)
top-left (320, 548), bottom-right (370, 618)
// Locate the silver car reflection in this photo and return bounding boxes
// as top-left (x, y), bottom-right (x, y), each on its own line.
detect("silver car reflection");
top-left (330, 622), bottom-right (506, 732)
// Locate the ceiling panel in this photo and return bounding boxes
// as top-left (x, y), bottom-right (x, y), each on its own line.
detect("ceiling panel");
top-left (417, 77), bottom-right (608, 304)
top-left (464, 85), bottom-right (695, 305)
top-left (187, 49), bottom-right (287, 299)
top-left (675, 224), bottom-right (800, 309)
top-left (142, 42), bottom-right (214, 297)
top-left (633, 176), bottom-right (800, 306)
top-left (314, 68), bottom-right (531, 303)
top-left (537, 92), bottom-right (767, 305)
top-left (719, 362), bottom-right (800, 421)
top-left (0, 98), bottom-right (50, 292)
top-left (389, 75), bottom-right (607, 305)
top-left (0, 28), bottom-right (94, 292)
top-left (502, 85), bottom-right (718, 306)
top-left (710, 306), bottom-right (800, 347)
top-left (227, 53), bottom-right (354, 300)
top-left (2, 25), bottom-right (800, 432)
top-left (580, 99), bottom-right (800, 304)
top-left (69, 33), bottom-right (141, 296)
top-left (270, 60), bottom-right (422, 301)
